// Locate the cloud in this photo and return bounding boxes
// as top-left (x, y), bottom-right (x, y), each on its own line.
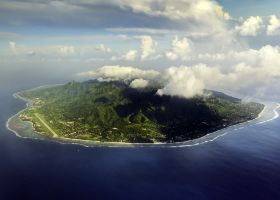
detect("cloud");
top-left (115, 0), bottom-right (230, 22)
top-left (26, 50), bottom-right (35, 56)
top-left (0, 0), bottom-right (230, 35)
top-left (192, 45), bottom-right (280, 67)
top-left (267, 15), bottom-right (280, 35)
top-left (0, 32), bottom-right (19, 40)
top-left (157, 65), bottom-right (205, 98)
top-left (166, 36), bottom-right (191, 60)
top-left (56, 45), bottom-right (75, 55)
top-left (214, 3), bottom-right (231, 20)
top-left (9, 41), bottom-right (17, 52)
top-left (95, 44), bottom-right (112, 53)
top-left (159, 45), bottom-right (280, 98)
top-left (5, 41), bottom-right (88, 59)
top-left (107, 28), bottom-right (180, 35)
top-left (139, 35), bottom-right (157, 60)
top-left (1, 0), bottom-right (233, 61)
top-left (3, 1), bottom-right (280, 101)
top-left (78, 65), bottom-right (160, 81)
top-left (77, 44), bottom-right (280, 99)
top-left (84, 57), bottom-right (105, 62)
top-left (129, 78), bottom-right (149, 88)
top-left (236, 16), bottom-right (263, 36)
top-left (107, 27), bottom-right (225, 39)
top-left (111, 50), bottom-right (138, 61)
top-left (123, 50), bottom-right (138, 61)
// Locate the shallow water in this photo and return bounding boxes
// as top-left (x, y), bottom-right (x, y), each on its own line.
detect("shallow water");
top-left (7, 86), bottom-right (278, 148)
top-left (1, 79), bottom-right (280, 200)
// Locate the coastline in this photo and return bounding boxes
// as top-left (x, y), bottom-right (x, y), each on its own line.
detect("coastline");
top-left (6, 85), bottom-right (280, 148)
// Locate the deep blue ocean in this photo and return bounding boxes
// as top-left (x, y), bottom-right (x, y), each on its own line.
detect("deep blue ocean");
top-left (1, 72), bottom-right (280, 200)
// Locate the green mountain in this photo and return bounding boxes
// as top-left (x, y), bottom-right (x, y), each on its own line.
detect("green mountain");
top-left (19, 80), bottom-right (264, 143)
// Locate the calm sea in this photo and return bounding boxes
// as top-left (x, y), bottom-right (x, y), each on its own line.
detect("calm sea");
top-left (0, 69), bottom-right (280, 200)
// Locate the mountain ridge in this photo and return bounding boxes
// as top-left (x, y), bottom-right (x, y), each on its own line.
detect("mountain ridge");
top-left (18, 80), bottom-right (264, 143)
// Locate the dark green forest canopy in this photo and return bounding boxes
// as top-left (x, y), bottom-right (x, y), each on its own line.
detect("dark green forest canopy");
top-left (19, 80), bottom-right (264, 143)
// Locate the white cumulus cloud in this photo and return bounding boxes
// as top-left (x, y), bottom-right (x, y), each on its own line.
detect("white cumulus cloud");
top-left (166, 36), bottom-right (191, 60)
top-left (130, 78), bottom-right (149, 88)
top-left (78, 65), bottom-right (160, 81)
top-left (95, 44), bottom-right (112, 53)
top-left (236, 16), bottom-right (263, 36)
top-left (267, 15), bottom-right (280, 35)
top-left (111, 50), bottom-right (138, 61)
top-left (139, 35), bottom-right (157, 60)
top-left (157, 65), bottom-right (205, 98)
top-left (123, 50), bottom-right (138, 61)
top-left (77, 44), bottom-right (280, 99)
top-left (159, 45), bottom-right (280, 98)
top-left (114, 0), bottom-right (230, 26)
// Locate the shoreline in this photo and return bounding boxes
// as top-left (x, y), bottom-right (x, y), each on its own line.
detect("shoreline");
top-left (6, 84), bottom-right (280, 148)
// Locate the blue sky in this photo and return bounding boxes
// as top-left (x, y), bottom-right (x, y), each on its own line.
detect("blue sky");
top-left (218, 0), bottom-right (280, 17)
top-left (1, 0), bottom-right (280, 99)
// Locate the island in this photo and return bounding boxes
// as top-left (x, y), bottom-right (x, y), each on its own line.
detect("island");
top-left (17, 80), bottom-right (264, 143)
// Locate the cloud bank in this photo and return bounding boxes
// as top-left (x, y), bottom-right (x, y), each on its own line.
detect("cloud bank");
top-left (159, 45), bottom-right (280, 98)
top-left (79, 65), bottom-right (160, 81)
top-left (0, 0), bottom-right (229, 33)
top-left (79, 48), bottom-right (280, 99)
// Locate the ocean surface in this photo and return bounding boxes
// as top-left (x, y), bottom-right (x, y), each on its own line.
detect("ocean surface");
top-left (1, 77), bottom-right (280, 200)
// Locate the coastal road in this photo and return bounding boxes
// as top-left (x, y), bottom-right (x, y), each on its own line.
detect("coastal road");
top-left (34, 113), bottom-right (58, 138)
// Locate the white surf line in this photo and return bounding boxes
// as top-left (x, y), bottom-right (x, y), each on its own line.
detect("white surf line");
top-left (6, 86), bottom-right (135, 147)
top-left (107, 104), bottom-right (274, 148)
top-left (6, 112), bottom-right (30, 138)
top-left (255, 104), bottom-right (267, 120)
top-left (6, 84), bottom-right (63, 139)
top-left (7, 100), bottom-right (280, 148)
top-left (167, 103), bottom-right (280, 148)
top-left (66, 102), bottom-right (280, 148)
top-left (6, 86), bottom-right (280, 148)
top-left (6, 92), bottom-right (34, 138)
top-left (256, 103), bottom-right (280, 125)
top-left (5, 108), bottom-right (46, 142)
